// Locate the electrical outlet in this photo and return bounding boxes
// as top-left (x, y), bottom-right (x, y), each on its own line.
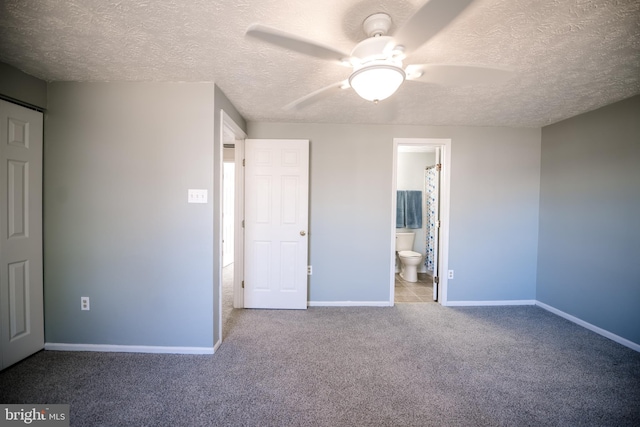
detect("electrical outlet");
top-left (448, 270), bottom-right (454, 280)
top-left (81, 297), bottom-right (90, 311)
top-left (307, 265), bottom-right (312, 275)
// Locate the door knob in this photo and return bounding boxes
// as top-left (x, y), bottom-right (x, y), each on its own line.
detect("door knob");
top-left (300, 231), bottom-right (306, 236)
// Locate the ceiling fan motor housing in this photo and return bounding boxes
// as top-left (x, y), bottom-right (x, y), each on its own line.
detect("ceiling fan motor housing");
top-left (351, 36), bottom-right (398, 64)
top-left (363, 13), bottom-right (392, 37)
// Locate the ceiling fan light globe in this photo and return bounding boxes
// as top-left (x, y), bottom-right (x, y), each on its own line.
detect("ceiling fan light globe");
top-left (349, 65), bottom-right (406, 102)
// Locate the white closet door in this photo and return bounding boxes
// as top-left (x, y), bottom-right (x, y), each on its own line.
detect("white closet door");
top-left (0, 100), bottom-right (44, 369)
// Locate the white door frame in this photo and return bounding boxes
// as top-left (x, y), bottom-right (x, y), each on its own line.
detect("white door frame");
top-left (391, 138), bottom-right (452, 305)
top-left (216, 110), bottom-right (245, 347)
top-left (232, 138), bottom-right (245, 309)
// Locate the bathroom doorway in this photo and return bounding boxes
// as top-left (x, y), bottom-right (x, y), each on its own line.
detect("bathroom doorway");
top-left (390, 138), bottom-right (451, 305)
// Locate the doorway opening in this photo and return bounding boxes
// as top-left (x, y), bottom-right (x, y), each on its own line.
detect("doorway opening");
top-left (217, 111), bottom-right (245, 349)
top-left (221, 143), bottom-right (235, 330)
top-left (390, 138), bottom-right (451, 306)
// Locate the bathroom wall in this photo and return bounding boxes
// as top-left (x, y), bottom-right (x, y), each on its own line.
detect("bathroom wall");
top-left (396, 151), bottom-right (436, 272)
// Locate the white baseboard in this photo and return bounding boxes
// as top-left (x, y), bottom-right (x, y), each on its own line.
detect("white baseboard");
top-left (535, 301), bottom-right (640, 352)
top-left (44, 343), bottom-right (215, 355)
top-left (445, 300), bottom-right (536, 307)
top-left (308, 301), bottom-right (392, 307)
top-left (442, 300), bottom-right (639, 352)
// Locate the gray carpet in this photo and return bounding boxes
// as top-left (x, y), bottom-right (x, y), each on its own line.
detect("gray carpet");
top-left (1, 295), bottom-right (639, 426)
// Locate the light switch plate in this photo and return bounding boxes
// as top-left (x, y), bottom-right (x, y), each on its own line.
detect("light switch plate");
top-left (188, 189), bottom-right (208, 203)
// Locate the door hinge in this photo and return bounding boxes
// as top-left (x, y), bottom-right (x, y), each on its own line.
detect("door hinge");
top-left (242, 159), bottom-right (245, 167)
top-left (436, 163), bottom-right (442, 172)
top-left (434, 276), bottom-right (440, 284)
top-left (242, 220), bottom-right (245, 228)
top-left (437, 220), bottom-right (441, 228)
top-left (241, 280), bottom-right (244, 289)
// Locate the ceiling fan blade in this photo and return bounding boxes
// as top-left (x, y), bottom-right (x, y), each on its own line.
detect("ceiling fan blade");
top-left (393, 0), bottom-right (475, 53)
top-left (246, 24), bottom-right (352, 63)
top-left (405, 64), bottom-right (514, 86)
top-left (284, 80), bottom-right (349, 110)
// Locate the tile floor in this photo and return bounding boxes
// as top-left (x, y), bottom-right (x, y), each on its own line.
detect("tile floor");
top-left (394, 272), bottom-right (434, 303)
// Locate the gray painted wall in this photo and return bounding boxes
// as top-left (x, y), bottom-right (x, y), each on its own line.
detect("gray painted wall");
top-left (45, 82), bottom-right (217, 347)
top-left (538, 95), bottom-right (640, 344)
top-left (247, 123), bottom-right (541, 303)
top-left (0, 62), bottom-right (47, 109)
top-left (397, 151), bottom-right (436, 191)
top-left (214, 85), bottom-right (246, 133)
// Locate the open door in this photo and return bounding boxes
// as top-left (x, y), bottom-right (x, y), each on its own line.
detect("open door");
top-left (426, 148), bottom-right (441, 301)
top-left (244, 139), bottom-right (309, 309)
top-left (0, 99), bottom-right (44, 369)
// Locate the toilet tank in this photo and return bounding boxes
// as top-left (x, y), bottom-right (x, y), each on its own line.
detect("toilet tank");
top-left (396, 232), bottom-right (415, 252)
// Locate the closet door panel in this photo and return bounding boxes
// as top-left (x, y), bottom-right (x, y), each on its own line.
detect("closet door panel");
top-left (0, 100), bottom-right (44, 370)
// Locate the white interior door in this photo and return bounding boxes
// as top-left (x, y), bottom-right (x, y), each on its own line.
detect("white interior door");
top-left (0, 99), bottom-right (44, 369)
top-left (244, 139), bottom-right (309, 309)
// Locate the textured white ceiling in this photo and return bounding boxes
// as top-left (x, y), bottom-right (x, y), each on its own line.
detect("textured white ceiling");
top-left (0, 0), bottom-right (638, 127)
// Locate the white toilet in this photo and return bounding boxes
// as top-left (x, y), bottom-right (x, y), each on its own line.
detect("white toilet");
top-left (396, 232), bottom-right (424, 282)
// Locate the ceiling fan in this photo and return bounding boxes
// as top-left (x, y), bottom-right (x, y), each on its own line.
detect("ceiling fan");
top-left (246, 0), bottom-right (513, 110)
